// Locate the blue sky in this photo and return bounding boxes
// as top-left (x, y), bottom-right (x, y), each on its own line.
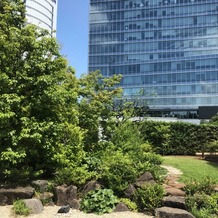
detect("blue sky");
top-left (56, 0), bottom-right (89, 78)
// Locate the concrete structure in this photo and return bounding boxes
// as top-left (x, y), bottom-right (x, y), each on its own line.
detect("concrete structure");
top-left (88, 0), bottom-right (218, 117)
top-left (24, 0), bottom-right (58, 36)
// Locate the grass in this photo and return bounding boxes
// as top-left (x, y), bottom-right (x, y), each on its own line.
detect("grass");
top-left (162, 156), bottom-right (218, 183)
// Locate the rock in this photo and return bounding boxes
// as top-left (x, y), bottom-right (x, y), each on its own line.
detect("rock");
top-left (114, 202), bottom-right (130, 212)
top-left (213, 184), bottom-right (218, 192)
top-left (54, 185), bottom-right (77, 206)
top-left (0, 186), bottom-right (35, 205)
top-left (163, 196), bottom-right (186, 210)
top-left (134, 172), bottom-right (156, 187)
top-left (39, 192), bottom-right (54, 206)
top-left (57, 205), bottom-right (70, 213)
top-left (0, 195), bottom-right (7, 206)
top-left (82, 181), bottom-right (101, 195)
top-left (69, 199), bottom-right (80, 209)
top-left (137, 172), bottom-right (154, 181)
top-left (165, 187), bottom-right (186, 196)
top-left (124, 184), bottom-right (136, 198)
top-left (23, 199), bottom-right (43, 214)
top-left (155, 207), bottom-right (195, 218)
top-left (31, 180), bottom-right (48, 193)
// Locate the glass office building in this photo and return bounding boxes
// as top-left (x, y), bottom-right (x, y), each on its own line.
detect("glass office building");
top-left (89, 0), bottom-right (218, 115)
top-left (25, 0), bottom-right (58, 36)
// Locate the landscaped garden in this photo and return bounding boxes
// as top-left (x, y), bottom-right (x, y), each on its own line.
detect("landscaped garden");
top-left (0, 1), bottom-right (218, 218)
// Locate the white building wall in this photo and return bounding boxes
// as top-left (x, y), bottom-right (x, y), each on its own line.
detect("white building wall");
top-left (25, 0), bottom-right (58, 36)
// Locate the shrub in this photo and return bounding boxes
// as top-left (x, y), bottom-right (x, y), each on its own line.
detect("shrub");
top-left (183, 177), bottom-right (216, 195)
top-left (134, 184), bottom-right (164, 215)
top-left (80, 189), bottom-right (119, 214)
top-left (206, 140), bottom-right (218, 153)
top-left (186, 193), bottom-right (218, 217)
top-left (12, 200), bottom-right (30, 216)
top-left (119, 198), bottom-right (138, 212)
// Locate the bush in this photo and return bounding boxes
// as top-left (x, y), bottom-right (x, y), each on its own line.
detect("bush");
top-left (206, 140), bottom-right (218, 153)
top-left (80, 189), bottom-right (118, 214)
top-left (119, 198), bottom-right (138, 212)
top-left (186, 193), bottom-right (218, 217)
top-left (94, 122), bottom-right (163, 194)
top-left (134, 184), bottom-right (164, 215)
top-left (140, 121), bottom-right (218, 155)
top-left (12, 200), bottom-right (30, 216)
top-left (183, 177), bottom-right (216, 195)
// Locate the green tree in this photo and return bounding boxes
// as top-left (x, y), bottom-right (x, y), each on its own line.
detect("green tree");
top-left (0, 0), bottom-right (86, 183)
top-left (78, 71), bottom-right (122, 151)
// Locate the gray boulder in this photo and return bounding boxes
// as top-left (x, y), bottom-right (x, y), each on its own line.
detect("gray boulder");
top-left (57, 205), bottom-right (70, 213)
top-left (82, 181), bottom-right (101, 195)
top-left (134, 172), bottom-right (156, 188)
top-left (31, 180), bottom-right (48, 193)
top-left (54, 185), bottom-right (77, 206)
top-left (124, 184), bottom-right (136, 198)
top-left (0, 195), bottom-right (7, 206)
top-left (23, 199), bottom-right (43, 214)
top-left (0, 186), bottom-right (35, 205)
top-left (114, 202), bottom-right (130, 212)
top-left (163, 196), bottom-right (186, 210)
top-left (155, 207), bottom-right (195, 218)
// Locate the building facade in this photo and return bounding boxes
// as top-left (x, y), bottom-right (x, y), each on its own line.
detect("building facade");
top-left (88, 0), bottom-right (218, 117)
top-left (24, 0), bottom-right (58, 35)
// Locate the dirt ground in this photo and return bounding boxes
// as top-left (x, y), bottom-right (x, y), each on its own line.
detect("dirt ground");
top-left (0, 206), bottom-right (154, 218)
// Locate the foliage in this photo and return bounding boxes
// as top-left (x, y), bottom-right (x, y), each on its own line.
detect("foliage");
top-left (134, 184), bottom-right (164, 215)
top-left (206, 140), bottom-right (218, 153)
top-left (119, 198), bottom-right (138, 212)
top-left (185, 177), bottom-right (218, 217)
top-left (183, 177), bottom-right (217, 196)
top-left (80, 189), bottom-right (119, 215)
top-left (209, 112), bottom-right (218, 124)
top-left (12, 200), bottom-right (30, 216)
top-left (78, 71), bottom-right (122, 151)
top-left (186, 193), bottom-right (218, 217)
top-left (91, 122), bottom-right (163, 194)
top-left (0, 0), bottom-right (86, 183)
top-left (140, 121), bottom-right (218, 155)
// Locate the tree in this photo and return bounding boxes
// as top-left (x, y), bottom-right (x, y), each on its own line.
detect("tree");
top-left (0, 0), bottom-right (86, 183)
top-left (78, 71), bottom-right (122, 151)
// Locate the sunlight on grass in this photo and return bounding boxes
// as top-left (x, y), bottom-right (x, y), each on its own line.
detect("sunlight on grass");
top-left (162, 156), bottom-right (218, 182)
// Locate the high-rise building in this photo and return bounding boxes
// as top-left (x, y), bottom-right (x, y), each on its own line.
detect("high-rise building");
top-left (88, 0), bottom-right (218, 117)
top-left (24, 0), bottom-right (58, 36)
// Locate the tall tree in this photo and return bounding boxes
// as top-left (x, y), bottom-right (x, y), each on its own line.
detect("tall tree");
top-left (0, 0), bottom-right (85, 183)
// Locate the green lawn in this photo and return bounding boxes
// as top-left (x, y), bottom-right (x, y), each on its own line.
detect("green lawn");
top-left (162, 156), bottom-right (218, 182)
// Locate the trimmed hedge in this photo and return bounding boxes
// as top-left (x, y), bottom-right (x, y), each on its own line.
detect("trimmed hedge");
top-left (140, 121), bottom-right (218, 155)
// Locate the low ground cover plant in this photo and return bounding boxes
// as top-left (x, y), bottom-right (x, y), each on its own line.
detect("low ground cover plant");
top-left (80, 189), bottom-right (118, 214)
top-left (12, 200), bottom-right (30, 216)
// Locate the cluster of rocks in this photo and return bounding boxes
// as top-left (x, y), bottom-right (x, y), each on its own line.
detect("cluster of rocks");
top-left (0, 169), bottom-right (209, 217)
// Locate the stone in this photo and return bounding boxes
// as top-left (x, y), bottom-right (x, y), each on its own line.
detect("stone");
top-left (124, 184), bottom-right (136, 198)
top-left (57, 205), bottom-right (70, 213)
top-left (0, 186), bottom-right (35, 205)
top-left (163, 196), bottom-right (186, 210)
top-left (113, 202), bottom-right (130, 212)
top-left (0, 195), bottom-right (7, 206)
top-left (134, 172), bottom-right (156, 188)
top-left (54, 185), bottom-right (77, 206)
top-left (31, 180), bottom-right (48, 193)
top-left (69, 199), bottom-right (80, 209)
top-left (137, 172), bottom-right (154, 181)
top-left (82, 181), bottom-right (101, 195)
top-left (39, 192), bottom-right (54, 206)
top-left (155, 207), bottom-right (195, 218)
top-left (165, 187), bottom-right (186, 196)
top-left (23, 199), bottom-right (43, 214)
